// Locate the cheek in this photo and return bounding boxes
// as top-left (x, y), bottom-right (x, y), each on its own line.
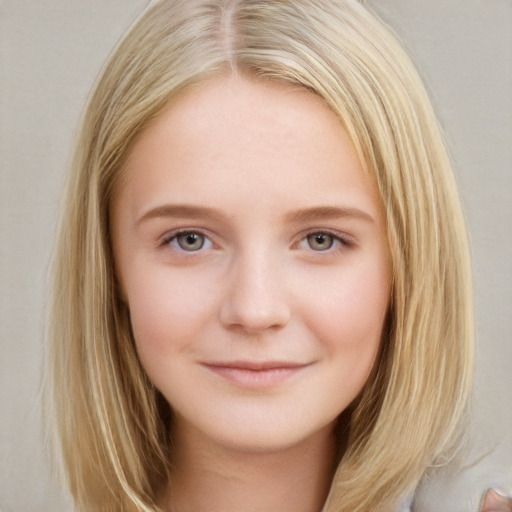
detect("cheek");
top-left (300, 258), bottom-right (390, 374)
top-left (125, 269), bottom-right (219, 366)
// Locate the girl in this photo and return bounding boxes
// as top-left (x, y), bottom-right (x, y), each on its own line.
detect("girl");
top-left (46, 1), bottom-right (500, 511)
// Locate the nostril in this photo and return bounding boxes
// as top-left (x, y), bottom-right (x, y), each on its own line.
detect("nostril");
top-left (219, 304), bottom-right (290, 333)
top-left (218, 284), bottom-right (291, 332)
top-left (218, 261), bottom-right (290, 332)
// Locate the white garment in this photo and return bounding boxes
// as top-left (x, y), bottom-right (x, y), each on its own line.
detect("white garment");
top-left (396, 494), bottom-right (414, 512)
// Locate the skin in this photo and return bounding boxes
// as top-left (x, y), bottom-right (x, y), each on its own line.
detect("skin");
top-left (480, 488), bottom-right (512, 512)
top-left (111, 75), bottom-right (392, 512)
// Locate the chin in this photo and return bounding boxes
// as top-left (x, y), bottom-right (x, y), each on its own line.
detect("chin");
top-left (188, 413), bottom-right (337, 456)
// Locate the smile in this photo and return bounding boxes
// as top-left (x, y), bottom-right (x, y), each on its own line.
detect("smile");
top-left (201, 361), bottom-right (309, 390)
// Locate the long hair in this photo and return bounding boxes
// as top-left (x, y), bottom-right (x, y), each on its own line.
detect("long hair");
top-left (46, 1), bottom-right (474, 510)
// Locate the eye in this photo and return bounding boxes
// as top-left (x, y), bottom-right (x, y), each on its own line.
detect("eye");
top-left (298, 231), bottom-right (351, 253)
top-left (306, 233), bottom-right (335, 251)
top-left (165, 231), bottom-right (212, 252)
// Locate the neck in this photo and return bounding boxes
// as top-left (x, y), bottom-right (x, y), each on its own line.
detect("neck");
top-left (160, 420), bottom-right (338, 512)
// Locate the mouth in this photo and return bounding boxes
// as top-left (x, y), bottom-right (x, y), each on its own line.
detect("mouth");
top-left (201, 360), bottom-right (309, 389)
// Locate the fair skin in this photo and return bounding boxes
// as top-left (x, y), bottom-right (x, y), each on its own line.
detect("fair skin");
top-left (111, 75), bottom-right (392, 512)
top-left (480, 489), bottom-right (512, 512)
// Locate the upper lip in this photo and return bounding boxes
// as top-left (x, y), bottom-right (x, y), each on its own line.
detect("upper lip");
top-left (202, 360), bottom-right (307, 371)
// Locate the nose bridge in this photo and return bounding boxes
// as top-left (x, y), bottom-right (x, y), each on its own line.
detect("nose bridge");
top-left (219, 243), bottom-right (290, 332)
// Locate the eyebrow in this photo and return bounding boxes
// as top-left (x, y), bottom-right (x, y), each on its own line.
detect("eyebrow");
top-left (136, 204), bottom-right (375, 225)
top-left (136, 204), bottom-right (226, 225)
top-left (284, 206), bottom-right (375, 224)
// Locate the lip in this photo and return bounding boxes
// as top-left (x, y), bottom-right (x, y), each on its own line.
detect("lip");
top-left (201, 361), bottom-right (309, 389)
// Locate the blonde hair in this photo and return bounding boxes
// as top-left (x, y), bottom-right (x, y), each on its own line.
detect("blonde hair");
top-left (46, 1), bottom-right (474, 511)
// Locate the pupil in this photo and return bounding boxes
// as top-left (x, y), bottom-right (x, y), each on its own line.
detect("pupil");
top-left (308, 233), bottom-right (333, 251)
top-left (178, 233), bottom-right (203, 251)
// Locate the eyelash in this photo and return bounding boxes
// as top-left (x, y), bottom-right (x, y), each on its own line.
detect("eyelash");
top-left (160, 229), bottom-right (353, 254)
top-left (298, 230), bottom-right (352, 252)
top-left (161, 230), bottom-right (213, 253)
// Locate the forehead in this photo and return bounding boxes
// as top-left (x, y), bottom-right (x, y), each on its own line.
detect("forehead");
top-left (115, 74), bottom-right (383, 222)
top-left (125, 75), bottom-right (346, 166)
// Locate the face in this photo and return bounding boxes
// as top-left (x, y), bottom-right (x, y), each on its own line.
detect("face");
top-left (111, 75), bottom-right (391, 453)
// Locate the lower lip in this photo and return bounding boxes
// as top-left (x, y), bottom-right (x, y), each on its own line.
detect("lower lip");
top-left (202, 365), bottom-right (304, 389)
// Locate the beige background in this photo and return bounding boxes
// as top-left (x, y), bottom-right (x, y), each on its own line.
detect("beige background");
top-left (1, 1), bottom-right (511, 510)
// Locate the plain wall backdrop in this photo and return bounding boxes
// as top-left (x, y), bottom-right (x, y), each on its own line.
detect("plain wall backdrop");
top-left (1, 1), bottom-right (511, 511)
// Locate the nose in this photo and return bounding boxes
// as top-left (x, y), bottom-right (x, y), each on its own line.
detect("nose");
top-left (218, 249), bottom-right (291, 333)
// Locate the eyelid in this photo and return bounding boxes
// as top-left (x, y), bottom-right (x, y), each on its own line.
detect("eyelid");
top-left (297, 229), bottom-right (355, 250)
top-left (159, 228), bottom-right (215, 250)
top-left (157, 227), bottom-right (355, 251)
